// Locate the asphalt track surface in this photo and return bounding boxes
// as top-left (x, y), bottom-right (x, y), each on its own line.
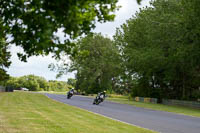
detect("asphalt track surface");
top-left (45, 94), bottom-right (200, 133)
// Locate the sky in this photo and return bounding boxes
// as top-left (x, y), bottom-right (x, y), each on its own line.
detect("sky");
top-left (6, 0), bottom-right (150, 81)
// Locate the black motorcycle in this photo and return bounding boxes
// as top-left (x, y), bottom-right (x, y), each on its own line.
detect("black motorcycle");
top-left (93, 94), bottom-right (105, 105)
top-left (67, 91), bottom-right (74, 99)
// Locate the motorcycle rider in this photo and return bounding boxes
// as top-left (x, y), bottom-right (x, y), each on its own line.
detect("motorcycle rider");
top-left (69, 88), bottom-right (75, 94)
top-left (67, 88), bottom-right (74, 99)
top-left (98, 90), bottom-right (106, 100)
top-left (93, 90), bottom-right (106, 104)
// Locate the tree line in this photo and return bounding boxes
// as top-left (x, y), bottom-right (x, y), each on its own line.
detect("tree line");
top-left (53, 0), bottom-right (200, 101)
top-left (3, 75), bottom-right (73, 92)
top-left (114, 0), bottom-right (200, 101)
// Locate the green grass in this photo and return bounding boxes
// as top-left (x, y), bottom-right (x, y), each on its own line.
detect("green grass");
top-left (106, 95), bottom-right (200, 118)
top-left (0, 92), bottom-right (156, 133)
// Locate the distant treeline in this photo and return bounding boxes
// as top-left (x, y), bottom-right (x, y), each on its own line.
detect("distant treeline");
top-left (4, 75), bottom-right (73, 91)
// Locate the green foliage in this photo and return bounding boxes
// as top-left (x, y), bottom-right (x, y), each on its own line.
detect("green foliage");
top-left (0, 21), bottom-right (11, 81)
top-left (48, 80), bottom-right (69, 92)
top-left (69, 33), bottom-right (121, 94)
top-left (67, 78), bottom-right (76, 88)
top-left (137, 0), bottom-right (143, 4)
top-left (0, 0), bottom-right (119, 61)
top-left (114, 0), bottom-right (200, 100)
top-left (5, 75), bottom-right (70, 91)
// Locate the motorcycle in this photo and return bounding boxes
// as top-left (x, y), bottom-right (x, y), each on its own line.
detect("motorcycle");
top-left (93, 94), bottom-right (105, 105)
top-left (67, 91), bottom-right (74, 99)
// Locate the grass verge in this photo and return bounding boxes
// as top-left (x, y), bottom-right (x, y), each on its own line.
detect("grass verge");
top-left (0, 92), bottom-right (156, 133)
top-left (107, 95), bottom-right (200, 118)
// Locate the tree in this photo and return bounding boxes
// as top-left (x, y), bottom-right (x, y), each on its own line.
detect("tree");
top-left (67, 33), bottom-right (121, 93)
top-left (34, 76), bottom-right (48, 91)
top-left (0, 21), bottom-right (11, 81)
top-left (5, 77), bottom-right (20, 89)
top-left (114, 0), bottom-right (200, 100)
top-left (48, 80), bottom-right (69, 91)
top-left (0, 0), bottom-right (120, 61)
top-left (67, 78), bottom-right (76, 88)
top-left (18, 75), bottom-right (40, 91)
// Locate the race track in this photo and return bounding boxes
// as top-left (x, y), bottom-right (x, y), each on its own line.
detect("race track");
top-left (45, 94), bottom-right (200, 133)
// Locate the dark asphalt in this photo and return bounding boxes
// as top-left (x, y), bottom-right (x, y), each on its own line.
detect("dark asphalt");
top-left (45, 93), bottom-right (200, 133)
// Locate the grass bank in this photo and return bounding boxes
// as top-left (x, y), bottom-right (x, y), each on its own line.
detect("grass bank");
top-left (0, 92), bottom-right (155, 133)
top-left (107, 95), bottom-right (200, 118)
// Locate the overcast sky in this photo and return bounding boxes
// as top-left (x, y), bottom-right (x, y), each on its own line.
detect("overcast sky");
top-left (7, 0), bottom-right (150, 81)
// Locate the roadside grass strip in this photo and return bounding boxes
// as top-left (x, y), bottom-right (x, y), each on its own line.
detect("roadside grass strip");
top-left (0, 92), bottom-right (156, 133)
top-left (107, 96), bottom-right (200, 118)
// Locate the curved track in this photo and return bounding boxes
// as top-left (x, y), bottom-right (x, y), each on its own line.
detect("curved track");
top-left (45, 93), bottom-right (200, 133)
